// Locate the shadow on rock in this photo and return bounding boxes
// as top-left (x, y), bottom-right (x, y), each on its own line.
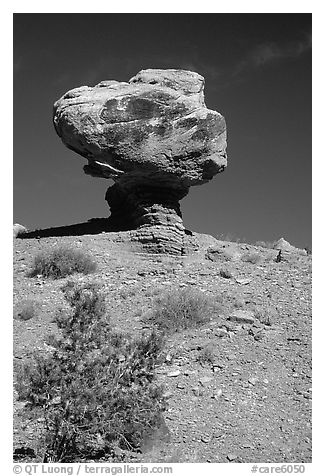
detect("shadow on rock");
top-left (17, 218), bottom-right (129, 239)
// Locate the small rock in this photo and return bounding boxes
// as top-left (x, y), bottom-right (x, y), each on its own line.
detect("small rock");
top-left (162, 391), bottom-right (174, 399)
top-left (51, 396), bottom-right (61, 405)
top-left (213, 363), bottom-right (225, 369)
top-left (167, 370), bottom-right (181, 377)
top-left (248, 377), bottom-right (258, 385)
top-left (212, 389), bottom-right (223, 399)
top-left (235, 278), bottom-right (252, 285)
top-left (227, 453), bottom-right (238, 461)
top-left (201, 435), bottom-right (210, 443)
top-left (199, 376), bottom-right (213, 386)
top-left (228, 310), bottom-right (255, 324)
top-left (192, 387), bottom-right (202, 396)
top-left (214, 328), bottom-right (229, 338)
top-left (15, 401), bottom-right (27, 411)
top-left (177, 382), bottom-right (186, 389)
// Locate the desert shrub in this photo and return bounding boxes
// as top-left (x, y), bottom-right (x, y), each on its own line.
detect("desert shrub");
top-left (219, 268), bottom-right (232, 279)
top-left (241, 251), bottom-right (262, 265)
top-left (16, 281), bottom-right (166, 462)
top-left (15, 299), bottom-right (38, 321)
top-left (29, 245), bottom-right (97, 279)
top-left (150, 287), bottom-right (216, 333)
top-left (197, 342), bottom-right (217, 364)
top-left (254, 307), bottom-right (274, 326)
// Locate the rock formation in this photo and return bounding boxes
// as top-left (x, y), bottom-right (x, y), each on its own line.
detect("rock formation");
top-left (273, 238), bottom-right (307, 256)
top-left (13, 223), bottom-right (27, 238)
top-left (53, 69), bottom-right (227, 254)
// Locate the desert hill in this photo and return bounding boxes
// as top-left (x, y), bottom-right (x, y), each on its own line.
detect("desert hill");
top-left (13, 230), bottom-right (312, 463)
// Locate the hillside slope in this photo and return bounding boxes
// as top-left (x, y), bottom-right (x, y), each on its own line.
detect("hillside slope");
top-left (13, 231), bottom-right (312, 463)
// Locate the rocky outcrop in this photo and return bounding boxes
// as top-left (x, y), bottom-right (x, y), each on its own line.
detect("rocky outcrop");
top-left (273, 238), bottom-right (307, 256)
top-left (13, 224), bottom-right (27, 238)
top-left (53, 69), bottom-right (227, 254)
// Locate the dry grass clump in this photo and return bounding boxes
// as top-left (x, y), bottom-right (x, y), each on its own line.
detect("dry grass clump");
top-left (150, 287), bottom-right (217, 333)
top-left (254, 307), bottom-right (274, 326)
top-left (16, 281), bottom-right (166, 462)
top-left (197, 342), bottom-right (217, 364)
top-left (29, 245), bottom-right (97, 279)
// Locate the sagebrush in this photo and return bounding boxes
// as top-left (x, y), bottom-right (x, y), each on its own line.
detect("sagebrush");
top-left (150, 286), bottom-right (217, 333)
top-left (16, 281), bottom-right (166, 462)
top-left (29, 245), bottom-right (97, 279)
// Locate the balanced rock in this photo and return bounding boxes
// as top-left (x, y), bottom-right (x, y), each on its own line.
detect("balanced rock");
top-left (53, 69), bottom-right (227, 254)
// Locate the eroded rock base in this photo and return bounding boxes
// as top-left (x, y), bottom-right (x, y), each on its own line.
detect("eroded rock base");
top-left (105, 183), bottom-right (190, 254)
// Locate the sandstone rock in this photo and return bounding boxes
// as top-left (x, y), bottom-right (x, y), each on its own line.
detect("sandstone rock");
top-left (206, 244), bottom-right (241, 262)
top-left (53, 69), bottom-right (227, 254)
top-left (13, 223), bottom-right (27, 238)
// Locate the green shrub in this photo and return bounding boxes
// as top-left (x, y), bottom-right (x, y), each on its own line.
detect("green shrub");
top-left (29, 245), bottom-right (97, 279)
top-left (16, 281), bottom-right (166, 462)
top-left (15, 299), bottom-right (38, 321)
top-left (150, 287), bottom-right (216, 333)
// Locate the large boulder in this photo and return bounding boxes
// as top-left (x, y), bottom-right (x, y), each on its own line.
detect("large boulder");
top-left (53, 69), bottom-right (227, 254)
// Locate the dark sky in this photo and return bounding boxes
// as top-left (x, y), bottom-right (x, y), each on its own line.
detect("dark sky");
top-left (13, 13), bottom-right (312, 248)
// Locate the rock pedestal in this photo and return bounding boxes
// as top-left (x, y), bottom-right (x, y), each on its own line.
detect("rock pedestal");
top-left (53, 69), bottom-right (228, 254)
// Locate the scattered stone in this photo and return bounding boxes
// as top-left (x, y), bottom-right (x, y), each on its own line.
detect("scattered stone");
top-left (214, 328), bottom-right (229, 338)
top-left (176, 382), bottom-right (186, 389)
top-left (201, 435), bottom-right (211, 443)
top-left (51, 396), bottom-right (61, 405)
top-left (192, 386), bottom-right (202, 397)
top-left (227, 453), bottom-right (238, 461)
top-left (248, 377), bottom-right (258, 385)
top-left (167, 370), bottom-right (181, 377)
top-left (199, 376), bottom-right (213, 386)
top-left (206, 245), bottom-right (241, 262)
top-left (235, 277), bottom-right (253, 285)
top-left (212, 389), bottom-right (223, 399)
top-left (228, 310), bottom-right (255, 324)
top-left (162, 391), bottom-right (174, 400)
